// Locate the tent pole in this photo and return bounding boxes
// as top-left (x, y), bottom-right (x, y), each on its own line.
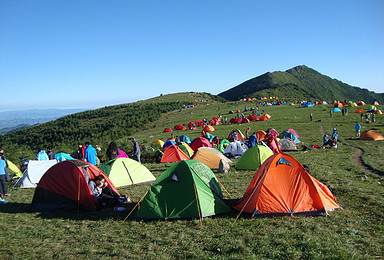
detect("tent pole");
top-left (215, 176), bottom-right (232, 198)
top-left (193, 183), bottom-right (203, 227)
top-left (77, 173), bottom-right (81, 215)
top-left (231, 186), bottom-right (258, 227)
top-left (122, 188), bottom-right (150, 223)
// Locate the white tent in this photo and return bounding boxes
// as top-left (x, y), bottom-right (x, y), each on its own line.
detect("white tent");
top-left (224, 140), bottom-right (248, 158)
top-left (14, 160), bottom-right (58, 188)
top-left (278, 138), bottom-right (298, 151)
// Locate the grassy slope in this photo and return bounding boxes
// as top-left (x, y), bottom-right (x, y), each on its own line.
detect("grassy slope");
top-left (1, 98), bottom-right (384, 259)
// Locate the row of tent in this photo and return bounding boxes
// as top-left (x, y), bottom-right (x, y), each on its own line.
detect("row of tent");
top-left (30, 154), bottom-right (341, 220)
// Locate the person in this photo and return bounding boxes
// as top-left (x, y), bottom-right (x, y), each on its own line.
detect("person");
top-left (88, 175), bottom-right (130, 209)
top-left (224, 117), bottom-right (227, 124)
top-left (0, 149), bottom-right (10, 182)
top-left (310, 113), bottom-right (313, 121)
top-left (174, 136), bottom-right (181, 145)
top-left (248, 132), bottom-right (258, 148)
top-left (77, 143), bottom-right (86, 160)
top-left (330, 110), bottom-right (333, 117)
top-left (106, 141), bottom-right (119, 160)
top-left (332, 128), bottom-right (338, 142)
top-left (211, 136), bottom-right (220, 148)
top-left (355, 122), bottom-right (361, 137)
top-left (365, 114), bottom-right (370, 123)
top-left (0, 155), bottom-right (8, 196)
top-left (322, 134), bottom-right (329, 147)
top-left (36, 148), bottom-right (49, 161)
top-left (130, 138), bottom-right (141, 163)
top-left (245, 127), bottom-right (251, 140)
top-left (372, 113), bottom-right (375, 123)
top-left (84, 142), bottom-right (97, 165)
top-left (360, 113), bottom-right (364, 122)
top-left (47, 146), bottom-right (55, 160)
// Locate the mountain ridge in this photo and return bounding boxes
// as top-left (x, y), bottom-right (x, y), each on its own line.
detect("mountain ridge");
top-left (218, 65), bottom-right (384, 103)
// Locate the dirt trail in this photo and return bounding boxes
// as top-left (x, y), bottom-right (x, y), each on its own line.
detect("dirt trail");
top-left (320, 124), bottom-right (382, 175)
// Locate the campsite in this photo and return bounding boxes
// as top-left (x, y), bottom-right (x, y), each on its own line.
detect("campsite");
top-left (0, 92), bottom-right (383, 258)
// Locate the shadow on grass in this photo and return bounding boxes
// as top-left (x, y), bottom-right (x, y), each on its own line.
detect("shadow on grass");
top-left (0, 202), bottom-right (139, 221)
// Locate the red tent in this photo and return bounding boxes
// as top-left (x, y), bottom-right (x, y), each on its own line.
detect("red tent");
top-left (210, 117), bottom-right (219, 125)
top-left (203, 125), bottom-right (215, 132)
top-left (248, 115), bottom-right (259, 121)
top-left (174, 124), bottom-right (186, 131)
top-left (187, 121), bottom-right (195, 129)
top-left (32, 160), bottom-right (119, 211)
top-left (241, 118), bottom-right (250, 124)
top-left (256, 130), bottom-right (267, 142)
top-left (259, 115), bottom-right (269, 121)
top-left (233, 153), bottom-right (340, 218)
top-left (190, 137), bottom-right (212, 151)
top-left (163, 128), bottom-right (173, 133)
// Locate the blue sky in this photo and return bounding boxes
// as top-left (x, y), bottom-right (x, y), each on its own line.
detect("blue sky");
top-left (1, 0), bottom-right (383, 111)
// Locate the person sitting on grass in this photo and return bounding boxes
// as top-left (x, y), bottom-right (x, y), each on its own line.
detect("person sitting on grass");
top-left (89, 175), bottom-right (130, 209)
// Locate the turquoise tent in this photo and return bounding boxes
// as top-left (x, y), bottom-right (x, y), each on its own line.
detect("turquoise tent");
top-left (332, 107), bottom-right (342, 112)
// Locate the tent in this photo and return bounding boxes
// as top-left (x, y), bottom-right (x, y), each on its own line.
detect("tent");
top-left (224, 140), bottom-right (248, 157)
top-left (285, 129), bottom-right (299, 139)
top-left (99, 158), bottom-right (155, 188)
top-left (248, 115), bottom-right (259, 121)
top-left (355, 108), bottom-right (366, 113)
top-left (233, 153), bottom-right (340, 218)
top-left (134, 160), bottom-right (231, 219)
top-left (179, 135), bottom-right (191, 144)
top-left (163, 128), bottom-right (173, 133)
top-left (228, 129), bottom-right (244, 142)
top-left (174, 124), bottom-right (186, 131)
top-left (360, 130), bottom-right (384, 141)
top-left (178, 142), bottom-right (194, 157)
top-left (197, 147), bottom-right (233, 165)
top-left (191, 149), bottom-right (227, 170)
top-left (203, 125), bottom-right (215, 132)
top-left (151, 140), bottom-right (165, 150)
top-left (7, 160), bottom-right (23, 178)
top-left (279, 138), bottom-right (298, 151)
top-left (236, 145), bottom-right (273, 170)
top-left (31, 160), bottom-right (119, 211)
top-left (190, 137), bottom-right (212, 151)
top-left (375, 110), bottom-right (383, 115)
top-left (357, 101), bottom-right (365, 106)
top-left (332, 107), bottom-right (341, 112)
top-left (218, 139), bottom-right (230, 153)
top-left (161, 145), bottom-right (190, 163)
top-left (14, 160), bottom-right (58, 188)
top-left (267, 129), bottom-right (279, 139)
top-left (54, 153), bottom-right (74, 162)
top-left (259, 115), bottom-right (269, 121)
top-left (282, 132), bottom-right (301, 143)
top-left (256, 130), bottom-right (267, 142)
top-left (163, 139), bottom-right (176, 150)
top-left (373, 101), bottom-right (380, 105)
top-left (117, 149), bottom-right (129, 158)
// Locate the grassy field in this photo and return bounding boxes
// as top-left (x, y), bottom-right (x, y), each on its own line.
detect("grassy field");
top-left (1, 100), bottom-right (383, 259)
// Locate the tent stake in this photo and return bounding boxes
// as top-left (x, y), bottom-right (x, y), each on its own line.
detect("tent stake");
top-left (122, 188), bottom-right (150, 223)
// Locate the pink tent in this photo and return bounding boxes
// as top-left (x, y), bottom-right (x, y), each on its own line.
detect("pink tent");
top-left (286, 129), bottom-right (299, 139)
top-left (117, 149), bottom-right (129, 158)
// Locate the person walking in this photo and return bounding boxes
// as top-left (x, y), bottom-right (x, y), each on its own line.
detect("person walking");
top-left (0, 155), bottom-right (8, 196)
top-left (47, 146), bottom-right (55, 160)
top-left (84, 142), bottom-right (97, 165)
top-left (355, 122), bottom-right (361, 137)
top-left (130, 138), bottom-right (141, 163)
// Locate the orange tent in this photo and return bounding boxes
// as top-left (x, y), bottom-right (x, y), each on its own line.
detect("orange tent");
top-left (355, 108), bottom-right (366, 113)
top-left (334, 102), bottom-right (343, 108)
top-left (375, 110), bottom-right (383, 115)
top-left (256, 130), bottom-right (267, 142)
top-left (264, 114), bottom-right (271, 119)
top-left (233, 153), bottom-right (340, 218)
top-left (235, 109), bottom-right (241, 113)
top-left (191, 150), bottom-right (222, 169)
top-left (203, 125), bottom-right (215, 132)
top-left (259, 115), bottom-right (269, 121)
top-left (160, 145), bottom-right (190, 163)
top-left (360, 130), bottom-right (384, 141)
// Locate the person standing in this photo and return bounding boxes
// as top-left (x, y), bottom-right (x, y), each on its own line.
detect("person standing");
top-left (0, 155), bottom-right (8, 196)
top-left (47, 146), bottom-right (55, 160)
top-left (332, 128), bottom-right (338, 142)
top-left (355, 122), bottom-right (361, 137)
top-left (130, 138), bottom-right (141, 163)
top-left (84, 142), bottom-right (97, 165)
top-left (310, 113), bottom-right (313, 121)
top-left (0, 149), bottom-right (10, 182)
top-left (36, 148), bottom-right (49, 161)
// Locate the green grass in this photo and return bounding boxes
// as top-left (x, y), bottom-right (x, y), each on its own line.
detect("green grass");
top-left (1, 102), bottom-right (384, 259)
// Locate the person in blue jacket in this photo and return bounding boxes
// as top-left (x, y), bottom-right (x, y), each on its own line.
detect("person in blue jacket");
top-left (0, 156), bottom-right (8, 195)
top-left (332, 128), bottom-right (338, 142)
top-left (36, 148), bottom-right (49, 161)
top-left (248, 132), bottom-right (258, 148)
top-left (84, 142), bottom-right (97, 165)
top-left (355, 122), bottom-right (361, 137)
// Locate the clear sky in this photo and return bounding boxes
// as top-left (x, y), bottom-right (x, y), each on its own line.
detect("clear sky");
top-left (1, 0), bottom-right (383, 111)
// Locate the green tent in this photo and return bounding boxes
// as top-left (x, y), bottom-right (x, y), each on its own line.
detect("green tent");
top-left (218, 139), bottom-right (230, 153)
top-left (135, 160), bottom-right (231, 219)
top-left (178, 142), bottom-right (194, 157)
top-left (99, 158), bottom-right (155, 188)
top-left (235, 145), bottom-right (273, 170)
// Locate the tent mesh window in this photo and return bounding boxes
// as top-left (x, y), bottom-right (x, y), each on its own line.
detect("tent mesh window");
top-left (276, 157), bottom-right (293, 167)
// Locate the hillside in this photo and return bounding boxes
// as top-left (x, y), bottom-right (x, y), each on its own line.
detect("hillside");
top-left (0, 92), bottom-right (222, 162)
top-left (0, 124), bottom-right (31, 135)
top-left (218, 65), bottom-right (384, 103)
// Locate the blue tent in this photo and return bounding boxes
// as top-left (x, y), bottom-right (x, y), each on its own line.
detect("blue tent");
top-left (305, 102), bottom-right (314, 107)
top-left (54, 153), bottom-right (74, 162)
top-left (163, 140), bottom-right (176, 150)
top-left (332, 107), bottom-right (342, 112)
top-left (179, 135), bottom-right (191, 144)
top-left (283, 132), bottom-right (301, 143)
